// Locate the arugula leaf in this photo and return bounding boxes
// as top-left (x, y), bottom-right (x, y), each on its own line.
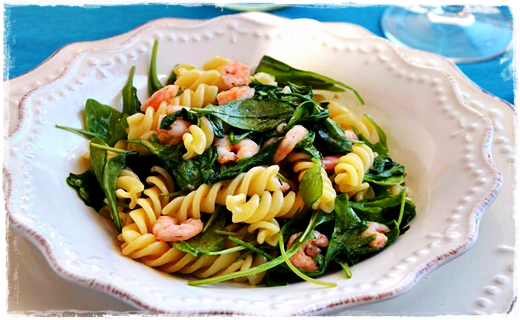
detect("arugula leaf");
top-left (210, 138), bottom-right (282, 183)
top-left (121, 66), bottom-right (141, 126)
top-left (284, 100), bottom-right (329, 130)
top-left (165, 68), bottom-right (177, 85)
top-left (324, 194), bottom-right (371, 265)
top-left (349, 189), bottom-right (416, 231)
top-left (88, 138), bottom-right (137, 233)
top-left (205, 115), bottom-right (225, 139)
top-left (148, 39), bottom-right (163, 96)
top-left (127, 137), bottom-right (185, 165)
top-left (364, 156), bottom-right (405, 186)
top-left (173, 210), bottom-right (227, 257)
top-left (55, 125), bottom-right (104, 141)
top-left (66, 170), bottom-right (105, 211)
top-left (85, 99), bottom-right (127, 147)
top-left (334, 256), bottom-right (352, 279)
top-left (103, 151), bottom-right (139, 233)
top-left (229, 128), bottom-right (254, 145)
top-left (255, 55), bottom-right (364, 104)
top-left (300, 158), bottom-right (323, 208)
top-left (295, 130), bottom-right (321, 159)
top-left (89, 137), bottom-right (108, 188)
top-left (351, 115), bottom-right (388, 156)
top-left (194, 99), bottom-right (294, 132)
top-left (159, 108), bottom-right (199, 130)
top-left (315, 118), bottom-right (353, 154)
top-left (171, 147), bottom-right (219, 192)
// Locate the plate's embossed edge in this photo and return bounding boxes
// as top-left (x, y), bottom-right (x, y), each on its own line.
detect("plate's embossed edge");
top-left (5, 13), bottom-right (506, 316)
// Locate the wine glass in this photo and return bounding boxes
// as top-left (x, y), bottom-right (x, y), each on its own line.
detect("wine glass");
top-left (380, 5), bottom-right (513, 63)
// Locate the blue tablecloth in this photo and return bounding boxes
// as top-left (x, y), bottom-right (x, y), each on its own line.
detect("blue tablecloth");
top-left (4, 4), bottom-right (514, 105)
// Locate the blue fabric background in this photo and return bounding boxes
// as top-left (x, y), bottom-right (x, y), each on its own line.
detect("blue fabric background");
top-left (3, 4), bottom-right (515, 105)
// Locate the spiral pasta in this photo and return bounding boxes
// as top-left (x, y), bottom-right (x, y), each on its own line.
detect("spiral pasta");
top-left (288, 154), bottom-right (336, 214)
top-left (162, 165), bottom-right (283, 222)
top-left (174, 68), bottom-right (226, 91)
top-left (170, 83), bottom-right (218, 109)
top-left (252, 72), bottom-right (277, 86)
top-left (334, 144), bottom-right (376, 195)
top-left (182, 117), bottom-right (215, 160)
top-left (226, 189), bottom-right (300, 223)
top-left (202, 56), bottom-right (231, 71)
top-left (115, 169), bottom-right (145, 209)
top-left (127, 103), bottom-right (170, 140)
top-left (247, 218), bottom-right (280, 247)
top-left (326, 101), bottom-right (377, 141)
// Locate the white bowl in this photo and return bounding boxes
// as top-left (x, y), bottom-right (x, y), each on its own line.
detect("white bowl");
top-left (6, 13), bottom-right (502, 316)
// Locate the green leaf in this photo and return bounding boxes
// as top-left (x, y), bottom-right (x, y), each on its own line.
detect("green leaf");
top-left (300, 158), bottom-right (323, 208)
top-left (365, 114), bottom-right (387, 149)
top-left (171, 147), bottom-right (220, 192)
top-left (103, 151), bottom-right (139, 233)
top-left (315, 118), bottom-right (353, 154)
top-left (255, 55), bottom-right (364, 105)
top-left (364, 156), bottom-right (405, 186)
top-left (89, 137), bottom-right (108, 188)
top-left (148, 39), bottom-right (163, 96)
top-left (324, 194), bottom-right (371, 265)
top-left (66, 170), bottom-right (105, 211)
top-left (55, 125), bottom-right (104, 141)
top-left (127, 137), bottom-right (185, 164)
top-left (351, 116), bottom-right (388, 156)
top-left (159, 108), bottom-right (199, 130)
top-left (210, 138), bottom-right (282, 183)
top-left (173, 211), bottom-right (228, 257)
top-left (295, 130), bottom-right (321, 159)
top-left (121, 66), bottom-right (141, 126)
top-left (165, 68), bottom-right (177, 85)
top-left (85, 99), bottom-right (127, 146)
top-left (229, 128), bottom-right (254, 145)
top-left (334, 257), bottom-right (352, 279)
top-left (284, 100), bottom-right (329, 130)
top-left (194, 99), bottom-right (294, 132)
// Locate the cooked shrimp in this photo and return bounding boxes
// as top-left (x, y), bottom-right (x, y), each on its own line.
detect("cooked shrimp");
top-left (276, 122), bottom-right (287, 133)
top-left (167, 105), bottom-right (191, 114)
top-left (220, 61), bottom-right (251, 89)
top-left (141, 85), bottom-right (180, 112)
top-left (345, 129), bottom-right (358, 141)
top-left (322, 155), bottom-right (342, 171)
top-left (273, 125), bottom-right (309, 164)
top-left (214, 136), bottom-right (260, 164)
top-left (234, 138), bottom-right (260, 159)
top-left (156, 115), bottom-right (191, 145)
top-left (262, 137), bottom-right (279, 149)
top-left (152, 215), bottom-right (203, 242)
top-left (360, 221), bottom-right (390, 249)
top-left (217, 86), bottom-right (255, 105)
top-left (287, 231), bottom-right (329, 272)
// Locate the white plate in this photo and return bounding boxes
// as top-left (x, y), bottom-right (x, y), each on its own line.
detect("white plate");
top-left (5, 13), bottom-right (513, 316)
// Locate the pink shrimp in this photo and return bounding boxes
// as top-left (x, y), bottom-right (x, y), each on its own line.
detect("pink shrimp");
top-left (287, 231), bottom-right (329, 272)
top-left (345, 129), bottom-right (358, 141)
top-left (217, 86), bottom-right (255, 105)
top-left (156, 114), bottom-right (191, 145)
top-left (152, 216), bottom-right (203, 242)
top-left (141, 85), bottom-right (180, 112)
top-left (360, 221), bottom-right (390, 249)
top-left (262, 137), bottom-right (279, 149)
top-left (322, 155), bottom-right (342, 171)
top-left (220, 61), bottom-right (251, 89)
top-left (214, 136), bottom-right (260, 164)
top-left (273, 125), bottom-right (309, 164)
